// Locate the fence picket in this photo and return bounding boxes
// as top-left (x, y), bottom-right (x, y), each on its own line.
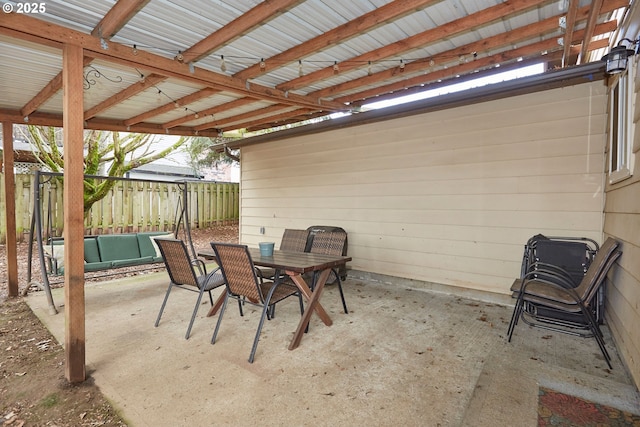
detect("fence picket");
top-left (0, 174), bottom-right (239, 242)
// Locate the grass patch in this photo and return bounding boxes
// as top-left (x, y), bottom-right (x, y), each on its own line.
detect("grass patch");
top-left (40, 393), bottom-right (59, 408)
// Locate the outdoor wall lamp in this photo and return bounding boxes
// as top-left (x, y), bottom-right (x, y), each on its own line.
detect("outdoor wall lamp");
top-left (602, 37), bottom-right (640, 75)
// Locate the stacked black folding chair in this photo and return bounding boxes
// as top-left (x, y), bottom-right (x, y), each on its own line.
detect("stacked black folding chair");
top-left (512, 235), bottom-right (601, 323)
top-left (508, 237), bottom-right (622, 369)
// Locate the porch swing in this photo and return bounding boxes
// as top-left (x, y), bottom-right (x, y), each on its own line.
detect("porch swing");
top-left (27, 170), bottom-right (199, 314)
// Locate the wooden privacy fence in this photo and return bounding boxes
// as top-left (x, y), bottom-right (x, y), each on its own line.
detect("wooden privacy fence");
top-left (0, 173), bottom-right (239, 242)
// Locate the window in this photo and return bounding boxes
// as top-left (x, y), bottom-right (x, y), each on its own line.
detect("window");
top-left (608, 58), bottom-right (635, 184)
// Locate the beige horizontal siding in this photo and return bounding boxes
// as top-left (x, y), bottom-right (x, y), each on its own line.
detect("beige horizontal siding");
top-left (242, 136), bottom-right (604, 179)
top-left (242, 173), bottom-right (603, 196)
top-left (604, 178), bottom-right (640, 387)
top-left (240, 81), bottom-right (606, 295)
top-left (606, 267), bottom-right (640, 383)
top-left (241, 207), bottom-right (602, 231)
top-left (603, 49), bottom-right (640, 388)
top-left (606, 181), bottom-right (640, 215)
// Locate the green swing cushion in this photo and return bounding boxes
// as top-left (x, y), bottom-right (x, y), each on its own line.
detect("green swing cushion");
top-left (47, 232), bottom-right (170, 274)
top-left (84, 238), bottom-right (101, 263)
top-left (96, 234), bottom-right (141, 262)
top-left (137, 231), bottom-right (173, 260)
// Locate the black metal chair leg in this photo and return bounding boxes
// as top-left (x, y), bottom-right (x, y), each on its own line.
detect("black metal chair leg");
top-left (154, 284), bottom-right (174, 327)
top-left (211, 293), bottom-right (229, 345)
top-left (333, 269), bottom-right (348, 313)
top-left (185, 288), bottom-right (206, 339)
top-left (249, 284), bottom-right (280, 363)
top-left (507, 296), bottom-right (524, 342)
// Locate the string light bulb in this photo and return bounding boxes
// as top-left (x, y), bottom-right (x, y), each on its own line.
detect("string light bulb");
top-left (399, 59), bottom-right (405, 72)
top-left (260, 58), bottom-right (266, 71)
top-left (156, 89), bottom-right (162, 104)
top-left (176, 51), bottom-right (184, 62)
top-left (298, 60), bottom-right (303, 77)
top-left (333, 61), bottom-right (339, 74)
top-left (132, 44), bottom-right (138, 56)
top-left (367, 61), bottom-right (372, 76)
top-left (220, 55), bottom-right (227, 72)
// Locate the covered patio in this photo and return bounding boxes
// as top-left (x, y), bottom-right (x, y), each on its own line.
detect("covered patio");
top-left (2, 2), bottom-right (640, 422)
top-left (25, 270), bottom-right (639, 426)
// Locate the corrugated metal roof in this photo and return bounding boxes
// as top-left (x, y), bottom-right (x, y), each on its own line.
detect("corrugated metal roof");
top-left (0, 0), bottom-right (628, 137)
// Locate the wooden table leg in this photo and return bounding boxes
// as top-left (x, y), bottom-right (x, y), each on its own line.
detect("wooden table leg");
top-left (288, 268), bottom-right (332, 350)
top-left (207, 292), bottom-right (225, 317)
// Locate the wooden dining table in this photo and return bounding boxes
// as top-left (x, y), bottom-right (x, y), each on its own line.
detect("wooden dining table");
top-left (198, 247), bottom-right (351, 350)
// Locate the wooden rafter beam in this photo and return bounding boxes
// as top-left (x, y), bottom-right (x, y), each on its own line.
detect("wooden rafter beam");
top-left (1, 14), bottom-right (346, 119)
top-left (162, 97), bottom-right (258, 129)
top-left (348, 52), bottom-right (563, 107)
top-left (123, 87), bottom-right (219, 126)
top-left (225, 108), bottom-right (318, 131)
top-left (581, 37), bottom-right (610, 52)
top-left (336, 24), bottom-right (609, 105)
top-left (233, 0), bottom-right (441, 81)
top-left (562, 0), bottom-right (580, 66)
top-left (219, 50), bottom-right (582, 132)
top-left (21, 56), bottom-right (93, 118)
top-left (340, 36), bottom-right (606, 106)
top-left (91, 0), bottom-right (150, 38)
top-left (0, 108), bottom-right (220, 137)
top-left (181, 0), bottom-right (302, 64)
top-left (276, 0), bottom-right (547, 92)
top-left (245, 111), bottom-right (328, 132)
top-left (201, 2), bottom-right (621, 133)
top-left (84, 74), bottom-right (167, 119)
top-left (20, 0), bottom-right (148, 118)
top-left (195, 104), bottom-right (297, 131)
top-left (2, 0), bottom-right (623, 136)
top-left (579, 0), bottom-right (605, 64)
top-left (311, 6), bottom-right (618, 101)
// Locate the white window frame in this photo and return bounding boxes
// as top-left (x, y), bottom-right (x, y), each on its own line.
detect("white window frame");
top-left (608, 58), bottom-right (635, 184)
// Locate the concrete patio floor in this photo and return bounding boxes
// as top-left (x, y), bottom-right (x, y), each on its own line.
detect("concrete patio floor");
top-left (26, 270), bottom-right (640, 427)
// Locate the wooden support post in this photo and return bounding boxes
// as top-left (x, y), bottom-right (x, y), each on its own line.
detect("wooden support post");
top-left (62, 43), bottom-right (86, 383)
top-left (2, 122), bottom-right (19, 297)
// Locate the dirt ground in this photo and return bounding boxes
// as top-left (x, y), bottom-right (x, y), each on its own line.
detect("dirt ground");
top-left (0, 225), bottom-right (238, 426)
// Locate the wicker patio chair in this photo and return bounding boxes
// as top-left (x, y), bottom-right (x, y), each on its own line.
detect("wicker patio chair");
top-left (308, 231), bottom-right (349, 314)
top-left (280, 228), bottom-right (311, 252)
top-left (210, 242), bottom-right (304, 363)
top-left (154, 238), bottom-right (226, 339)
top-left (257, 229), bottom-right (310, 281)
top-left (507, 237), bottom-right (621, 369)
